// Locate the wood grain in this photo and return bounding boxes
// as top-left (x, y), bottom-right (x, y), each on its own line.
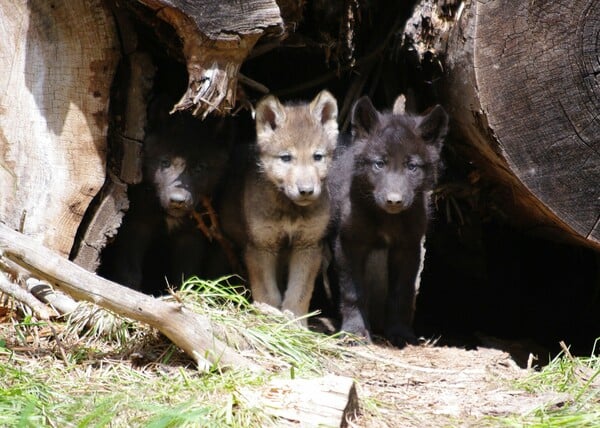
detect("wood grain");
top-left (405, 0), bottom-right (600, 248)
top-left (474, 0), bottom-right (600, 244)
top-left (135, 0), bottom-right (283, 116)
top-left (0, 0), bottom-right (119, 256)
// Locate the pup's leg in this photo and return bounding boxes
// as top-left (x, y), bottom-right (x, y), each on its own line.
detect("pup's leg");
top-left (385, 243), bottom-right (421, 347)
top-left (245, 244), bottom-right (282, 308)
top-left (365, 249), bottom-right (388, 335)
top-left (281, 245), bottom-right (322, 323)
top-left (335, 236), bottom-right (371, 342)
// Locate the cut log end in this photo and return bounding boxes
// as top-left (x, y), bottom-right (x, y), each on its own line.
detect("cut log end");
top-left (404, 0), bottom-right (600, 250)
top-left (241, 374), bottom-right (359, 427)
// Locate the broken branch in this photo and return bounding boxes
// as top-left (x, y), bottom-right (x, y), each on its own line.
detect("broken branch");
top-left (0, 223), bottom-right (259, 372)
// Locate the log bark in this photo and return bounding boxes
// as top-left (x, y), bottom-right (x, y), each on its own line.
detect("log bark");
top-left (71, 49), bottom-right (155, 272)
top-left (0, 223), bottom-right (259, 372)
top-left (132, 0), bottom-right (283, 117)
top-left (405, 0), bottom-right (600, 249)
top-left (0, 0), bottom-right (119, 257)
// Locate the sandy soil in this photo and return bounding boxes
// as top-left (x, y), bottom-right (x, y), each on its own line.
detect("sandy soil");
top-left (329, 341), bottom-right (568, 427)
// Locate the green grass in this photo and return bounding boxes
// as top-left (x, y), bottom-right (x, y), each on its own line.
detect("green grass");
top-left (0, 350), bottom-right (271, 427)
top-left (0, 276), bottom-right (349, 427)
top-left (174, 277), bottom-right (346, 373)
top-left (492, 340), bottom-right (600, 427)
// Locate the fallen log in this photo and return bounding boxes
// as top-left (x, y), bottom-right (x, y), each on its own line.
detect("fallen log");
top-left (0, 223), bottom-right (258, 372)
top-left (404, 0), bottom-right (600, 249)
top-left (0, 0), bottom-right (119, 258)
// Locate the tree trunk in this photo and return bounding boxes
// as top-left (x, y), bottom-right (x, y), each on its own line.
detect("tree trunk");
top-left (405, 0), bottom-right (600, 249)
top-left (0, 0), bottom-right (119, 257)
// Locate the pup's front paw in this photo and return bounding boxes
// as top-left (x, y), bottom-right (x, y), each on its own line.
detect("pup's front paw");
top-left (385, 323), bottom-right (418, 348)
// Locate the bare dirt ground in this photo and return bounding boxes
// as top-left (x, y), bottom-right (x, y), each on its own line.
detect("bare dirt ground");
top-left (329, 341), bottom-right (567, 427)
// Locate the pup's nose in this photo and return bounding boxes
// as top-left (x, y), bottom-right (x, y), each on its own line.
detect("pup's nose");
top-left (298, 185), bottom-right (314, 196)
top-left (170, 194), bottom-right (187, 203)
top-left (386, 193), bottom-right (402, 205)
top-left (169, 189), bottom-right (190, 207)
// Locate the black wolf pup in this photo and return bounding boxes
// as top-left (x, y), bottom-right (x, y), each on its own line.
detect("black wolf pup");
top-left (100, 106), bottom-right (232, 295)
top-left (329, 95), bottom-right (448, 346)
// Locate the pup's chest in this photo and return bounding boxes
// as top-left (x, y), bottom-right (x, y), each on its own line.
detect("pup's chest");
top-left (348, 205), bottom-right (426, 248)
top-left (246, 204), bottom-right (329, 248)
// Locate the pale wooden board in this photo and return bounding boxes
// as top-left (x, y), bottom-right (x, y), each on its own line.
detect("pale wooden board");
top-left (241, 374), bottom-right (359, 427)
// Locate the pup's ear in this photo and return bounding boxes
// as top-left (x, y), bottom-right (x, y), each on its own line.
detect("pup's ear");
top-left (351, 96), bottom-right (379, 138)
top-left (309, 90), bottom-right (339, 142)
top-left (416, 105), bottom-right (449, 146)
top-left (392, 94), bottom-right (406, 115)
top-left (255, 95), bottom-right (286, 142)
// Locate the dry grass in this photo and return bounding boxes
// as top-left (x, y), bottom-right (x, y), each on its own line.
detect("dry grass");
top-left (1, 277), bottom-right (598, 427)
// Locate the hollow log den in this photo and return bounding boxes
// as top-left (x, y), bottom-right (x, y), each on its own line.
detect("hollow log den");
top-left (0, 0), bottom-right (599, 377)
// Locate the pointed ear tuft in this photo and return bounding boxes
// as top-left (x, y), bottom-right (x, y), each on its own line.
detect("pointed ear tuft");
top-left (416, 105), bottom-right (449, 146)
top-left (310, 90), bottom-right (338, 124)
top-left (351, 96), bottom-right (379, 138)
top-left (392, 94), bottom-right (407, 115)
top-left (255, 95), bottom-right (285, 141)
top-left (309, 90), bottom-right (339, 142)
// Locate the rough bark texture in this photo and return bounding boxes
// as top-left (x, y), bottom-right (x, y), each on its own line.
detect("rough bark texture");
top-left (0, 0), bottom-right (119, 257)
top-left (135, 0), bottom-right (283, 117)
top-left (71, 49), bottom-right (155, 272)
top-left (405, 0), bottom-right (600, 249)
top-left (72, 178), bottom-right (129, 271)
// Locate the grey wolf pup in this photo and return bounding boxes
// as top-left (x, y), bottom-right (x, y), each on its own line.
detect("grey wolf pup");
top-left (219, 90), bottom-right (339, 321)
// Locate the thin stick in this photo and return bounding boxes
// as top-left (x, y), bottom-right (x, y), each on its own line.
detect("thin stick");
top-left (0, 270), bottom-right (52, 320)
top-left (192, 198), bottom-right (245, 276)
top-left (238, 73), bottom-right (270, 94)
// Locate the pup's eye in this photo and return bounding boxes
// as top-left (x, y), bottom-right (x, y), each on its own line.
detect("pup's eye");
top-left (160, 158), bottom-right (171, 169)
top-left (280, 154), bottom-right (292, 163)
top-left (407, 161), bottom-right (419, 171)
top-left (373, 160), bottom-right (385, 170)
top-left (193, 164), bottom-right (204, 174)
top-left (313, 152), bottom-right (324, 162)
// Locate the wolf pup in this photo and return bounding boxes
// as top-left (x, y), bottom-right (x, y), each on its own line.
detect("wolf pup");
top-left (329, 95), bottom-right (448, 346)
top-left (100, 105), bottom-right (232, 295)
top-left (219, 90), bottom-right (339, 321)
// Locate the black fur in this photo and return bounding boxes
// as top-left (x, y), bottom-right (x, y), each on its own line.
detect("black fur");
top-left (328, 96), bottom-right (448, 346)
top-left (100, 103), bottom-right (233, 295)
